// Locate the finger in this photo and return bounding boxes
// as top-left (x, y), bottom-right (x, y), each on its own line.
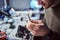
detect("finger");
top-left (30, 22), bottom-right (44, 26)
top-left (26, 20), bottom-right (44, 31)
top-left (30, 30), bottom-right (42, 36)
top-left (26, 22), bottom-right (35, 31)
top-left (28, 20), bottom-right (44, 25)
top-left (30, 30), bottom-right (38, 36)
top-left (30, 20), bottom-right (43, 24)
top-left (26, 21), bottom-right (44, 30)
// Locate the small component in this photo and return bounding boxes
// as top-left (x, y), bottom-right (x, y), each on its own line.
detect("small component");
top-left (20, 17), bottom-right (23, 21)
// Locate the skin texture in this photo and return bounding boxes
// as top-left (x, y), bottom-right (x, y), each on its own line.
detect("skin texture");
top-left (37, 0), bottom-right (54, 8)
top-left (26, 20), bottom-right (49, 36)
top-left (38, 0), bottom-right (49, 8)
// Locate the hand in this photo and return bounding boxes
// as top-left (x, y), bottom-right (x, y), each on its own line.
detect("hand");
top-left (26, 20), bottom-right (49, 36)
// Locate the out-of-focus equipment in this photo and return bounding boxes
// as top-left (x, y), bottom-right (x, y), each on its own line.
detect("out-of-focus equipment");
top-left (9, 22), bottom-right (15, 29)
top-left (16, 25), bottom-right (33, 40)
top-left (0, 10), bottom-right (11, 17)
top-left (0, 30), bottom-right (7, 40)
top-left (8, 19), bottom-right (15, 29)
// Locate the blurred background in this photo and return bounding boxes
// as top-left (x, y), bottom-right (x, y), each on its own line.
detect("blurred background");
top-left (0, 0), bottom-right (45, 40)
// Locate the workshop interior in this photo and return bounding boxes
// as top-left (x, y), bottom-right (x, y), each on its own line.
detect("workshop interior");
top-left (0, 0), bottom-right (46, 40)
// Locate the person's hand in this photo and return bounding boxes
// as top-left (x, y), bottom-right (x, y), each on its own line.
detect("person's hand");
top-left (26, 20), bottom-right (49, 36)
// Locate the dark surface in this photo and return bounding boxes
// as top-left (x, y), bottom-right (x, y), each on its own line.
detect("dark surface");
top-left (16, 25), bottom-right (30, 39)
top-left (33, 30), bottom-right (60, 40)
top-left (0, 11), bottom-right (11, 17)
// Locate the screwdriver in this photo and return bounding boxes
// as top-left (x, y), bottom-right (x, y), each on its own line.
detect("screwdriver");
top-left (28, 13), bottom-right (39, 24)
